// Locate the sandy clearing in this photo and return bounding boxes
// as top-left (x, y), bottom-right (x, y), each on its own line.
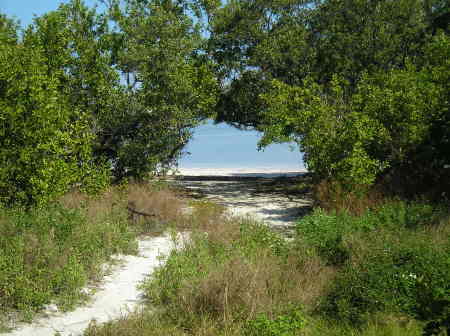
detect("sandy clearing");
top-left (171, 167), bottom-right (312, 231)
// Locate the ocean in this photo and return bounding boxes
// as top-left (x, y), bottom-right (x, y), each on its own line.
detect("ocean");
top-left (178, 120), bottom-right (305, 170)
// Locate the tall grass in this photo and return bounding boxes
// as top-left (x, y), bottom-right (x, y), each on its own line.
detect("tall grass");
top-left (0, 205), bottom-right (133, 323)
top-left (84, 195), bottom-right (450, 336)
top-left (4, 179), bottom-right (447, 335)
top-left (85, 201), bottom-right (335, 335)
top-left (0, 181), bottom-right (187, 327)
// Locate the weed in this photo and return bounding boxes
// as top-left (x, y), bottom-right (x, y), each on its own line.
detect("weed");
top-left (244, 308), bottom-right (306, 336)
top-left (0, 191), bottom-right (136, 322)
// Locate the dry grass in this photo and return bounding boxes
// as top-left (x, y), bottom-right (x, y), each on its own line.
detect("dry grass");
top-left (85, 209), bottom-right (337, 335)
top-left (85, 310), bottom-right (188, 336)
top-left (59, 187), bottom-right (126, 222)
top-left (179, 251), bottom-right (334, 323)
top-left (126, 183), bottom-right (186, 225)
top-left (138, 207), bottom-right (337, 335)
top-left (59, 182), bottom-right (188, 233)
top-left (314, 179), bottom-right (385, 215)
top-left (427, 214), bottom-right (450, 245)
top-left (81, 180), bottom-right (446, 336)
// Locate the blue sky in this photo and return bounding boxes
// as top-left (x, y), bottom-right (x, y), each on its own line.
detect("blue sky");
top-left (2, 0), bottom-right (305, 170)
top-left (1, 0), bottom-right (104, 28)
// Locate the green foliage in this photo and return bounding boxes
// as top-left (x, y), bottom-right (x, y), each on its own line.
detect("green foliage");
top-left (309, 316), bottom-right (423, 336)
top-left (0, 35), bottom-right (105, 206)
top-left (322, 233), bottom-right (450, 335)
top-left (99, 0), bottom-right (218, 179)
top-left (260, 77), bottom-right (386, 187)
top-left (22, 1), bottom-right (131, 180)
top-left (0, 202), bottom-right (135, 315)
top-left (0, 13), bottom-right (18, 45)
top-left (209, 0), bottom-right (315, 128)
top-left (1, 0), bottom-right (220, 206)
top-left (297, 202), bottom-right (450, 334)
top-left (209, 0), bottom-right (435, 127)
top-left (310, 0), bottom-right (428, 84)
top-left (244, 309), bottom-right (306, 336)
top-left (296, 201), bottom-right (446, 266)
top-left (260, 32), bottom-right (449, 190)
top-left (208, 0), bottom-right (449, 194)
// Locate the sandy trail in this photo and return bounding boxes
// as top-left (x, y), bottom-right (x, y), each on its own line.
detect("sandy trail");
top-left (6, 236), bottom-right (174, 336)
top-left (4, 168), bottom-right (309, 335)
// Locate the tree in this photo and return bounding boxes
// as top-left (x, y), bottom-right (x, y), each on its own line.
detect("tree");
top-left (0, 13), bottom-right (19, 45)
top-left (209, 0), bottom-right (436, 129)
top-left (209, 0), bottom-right (315, 128)
top-left (0, 29), bottom-right (104, 206)
top-left (98, 0), bottom-right (218, 178)
top-left (23, 1), bottom-right (125, 178)
top-left (24, 0), bottom-right (218, 180)
top-left (260, 32), bottom-right (450, 195)
top-left (208, 0), bottom-right (448, 195)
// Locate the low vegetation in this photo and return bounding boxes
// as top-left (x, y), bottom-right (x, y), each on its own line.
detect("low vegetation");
top-left (82, 192), bottom-right (450, 336)
top-left (0, 182), bottom-right (186, 329)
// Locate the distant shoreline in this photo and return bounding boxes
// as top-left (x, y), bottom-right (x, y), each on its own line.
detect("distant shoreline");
top-left (171, 167), bottom-right (307, 178)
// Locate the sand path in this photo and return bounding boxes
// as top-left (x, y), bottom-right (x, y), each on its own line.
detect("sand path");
top-left (5, 236), bottom-right (174, 336)
top-left (172, 168), bottom-right (312, 233)
top-left (4, 168), bottom-right (310, 335)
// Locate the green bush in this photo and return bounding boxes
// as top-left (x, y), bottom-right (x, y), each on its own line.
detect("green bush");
top-left (0, 203), bottom-right (135, 316)
top-left (296, 201), bottom-right (450, 334)
top-left (300, 203), bottom-right (450, 335)
top-left (244, 309), bottom-right (306, 336)
top-left (296, 201), bottom-right (445, 266)
top-left (322, 232), bottom-right (450, 334)
top-left (0, 38), bottom-right (109, 207)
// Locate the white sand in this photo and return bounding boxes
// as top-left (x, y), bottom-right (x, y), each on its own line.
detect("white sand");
top-left (172, 167), bottom-right (311, 229)
top-left (173, 167), bottom-right (307, 177)
top-left (6, 236), bottom-right (175, 336)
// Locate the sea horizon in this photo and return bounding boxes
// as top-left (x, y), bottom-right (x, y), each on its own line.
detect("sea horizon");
top-left (178, 120), bottom-right (305, 170)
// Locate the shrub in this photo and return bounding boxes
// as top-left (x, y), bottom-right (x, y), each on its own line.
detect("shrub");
top-left (319, 219), bottom-right (450, 335)
top-left (244, 309), bottom-right (306, 336)
top-left (0, 39), bottom-right (108, 207)
top-left (296, 201), bottom-right (446, 266)
top-left (0, 200), bottom-right (135, 317)
top-left (296, 200), bottom-right (450, 334)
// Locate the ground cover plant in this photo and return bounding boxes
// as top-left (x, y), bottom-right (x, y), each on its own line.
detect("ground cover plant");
top-left (0, 196), bottom-right (133, 327)
top-left (83, 196), bottom-right (450, 336)
top-left (0, 181), bottom-right (188, 330)
top-left (296, 201), bottom-right (450, 335)
top-left (85, 206), bottom-right (335, 335)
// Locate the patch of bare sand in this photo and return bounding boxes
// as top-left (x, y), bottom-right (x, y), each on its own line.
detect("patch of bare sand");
top-left (171, 167), bottom-right (312, 233)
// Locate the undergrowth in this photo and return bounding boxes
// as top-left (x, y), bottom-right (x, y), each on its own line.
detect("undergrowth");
top-left (0, 190), bottom-right (136, 322)
top-left (0, 181), bottom-right (186, 327)
top-left (84, 195), bottom-right (450, 336)
top-left (3, 179), bottom-right (448, 336)
top-left (297, 201), bottom-right (450, 335)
